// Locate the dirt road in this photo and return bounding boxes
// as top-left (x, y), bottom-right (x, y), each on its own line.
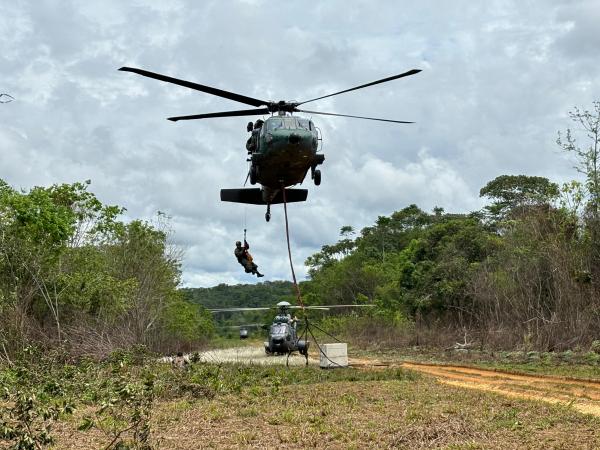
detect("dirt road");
top-left (400, 361), bottom-right (600, 418)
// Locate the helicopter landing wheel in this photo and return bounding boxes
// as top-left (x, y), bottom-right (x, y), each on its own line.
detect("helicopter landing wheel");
top-left (313, 169), bottom-right (321, 186)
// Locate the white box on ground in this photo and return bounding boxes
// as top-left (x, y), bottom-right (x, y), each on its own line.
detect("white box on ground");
top-left (319, 343), bottom-right (348, 368)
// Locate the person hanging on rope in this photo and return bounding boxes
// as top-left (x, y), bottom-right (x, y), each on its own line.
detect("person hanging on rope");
top-left (234, 231), bottom-right (264, 277)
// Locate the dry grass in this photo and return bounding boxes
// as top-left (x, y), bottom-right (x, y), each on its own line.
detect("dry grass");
top-left (52, 375), bottom-right (600, 449)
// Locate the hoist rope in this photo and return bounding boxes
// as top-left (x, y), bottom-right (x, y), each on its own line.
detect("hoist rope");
top-left (281, 186), bottom-right (344, 368)
top-left (242, 206), bottom-right (247, 241)
top-left (281, 186), bottom-right (304, 310)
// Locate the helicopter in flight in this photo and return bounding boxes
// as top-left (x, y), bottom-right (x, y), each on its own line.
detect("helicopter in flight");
top-left (210, 301), bottom-right (374, 363)
top-left (119, 66), bottom-right (421, 221)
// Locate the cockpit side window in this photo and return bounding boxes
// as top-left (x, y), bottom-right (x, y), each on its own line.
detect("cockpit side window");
top-left (297, 118), bottom-right (310, 130)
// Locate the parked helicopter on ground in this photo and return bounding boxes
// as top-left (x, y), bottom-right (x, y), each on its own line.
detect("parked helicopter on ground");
top-left (209, 301), bottom-right (374, 361)
top-left (119, 66), bottom-right (421, 221)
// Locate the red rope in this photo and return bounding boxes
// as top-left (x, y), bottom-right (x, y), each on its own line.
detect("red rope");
top-left (282, 187), bottom-right (305, 310)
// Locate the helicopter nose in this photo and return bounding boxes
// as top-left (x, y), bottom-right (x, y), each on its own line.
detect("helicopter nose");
top-left (288, 133), bottom-right (301, 144)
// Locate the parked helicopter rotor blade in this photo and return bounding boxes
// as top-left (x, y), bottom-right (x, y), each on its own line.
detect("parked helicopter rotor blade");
top-left (297, 109), bottom-right (413, 124)
top-left (168, 108), bottom-right (270, 122)
top-left (296, 69), bottom-right (421, 106)
top-left (209, 307), bottom-right (272, 313)
top-left (291, 306), bottom-right (330, 310)
top-left (220, 323), bottom-right (265, 329)
top-left (208, 304), bottom-right (374, 313)
top-left (289, 304), bottom-right (375, 309)
top-left (119, 67), bottom-right (269, 107)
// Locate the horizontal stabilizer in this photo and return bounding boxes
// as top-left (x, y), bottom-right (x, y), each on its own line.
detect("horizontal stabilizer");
top-left (270, 189), bottom-right (308, 204)
top-left (220, 188), bottom-right (308, 205)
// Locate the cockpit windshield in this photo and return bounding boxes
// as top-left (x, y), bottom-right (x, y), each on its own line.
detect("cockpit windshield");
top-left (270, 323), bottom-right (287, 336)
top-left (267, 117), bottom-right (307, 131)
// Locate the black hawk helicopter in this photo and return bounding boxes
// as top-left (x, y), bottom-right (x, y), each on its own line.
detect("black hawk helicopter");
top-left (119, 66), bottom-right (421, 221)
top-left (210, 301), bottom-right (374, 362)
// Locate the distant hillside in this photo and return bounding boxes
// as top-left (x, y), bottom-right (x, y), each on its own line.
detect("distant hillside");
top-left (181, 280), bottom-right (295, 309)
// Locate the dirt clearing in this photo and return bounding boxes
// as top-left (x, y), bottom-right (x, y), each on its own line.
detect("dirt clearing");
top-left (399, 361), bottom-right (600, 418)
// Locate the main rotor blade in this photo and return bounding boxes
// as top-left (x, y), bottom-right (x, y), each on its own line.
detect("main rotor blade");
top-left (219, 323), bottom-right (265, 329)
top-left (297, 69), bottom-right (421, 106)
top-left (119, 67), bottom-right (269, 107)
top-left (168, 108), bottom-right (270, 122)
top-left (297, 109), bottom-right (413, 124)
top-left (0, 93), bottom-right (14, 103)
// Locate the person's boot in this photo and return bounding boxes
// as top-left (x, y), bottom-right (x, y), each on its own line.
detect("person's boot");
top-left (256, 271), bottom-right (264, 277)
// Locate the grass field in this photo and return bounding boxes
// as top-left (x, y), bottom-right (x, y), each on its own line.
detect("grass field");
top-left (54, 370), bottom-right (600, 449)
top-left (2, 347), bottom-right (600, 449)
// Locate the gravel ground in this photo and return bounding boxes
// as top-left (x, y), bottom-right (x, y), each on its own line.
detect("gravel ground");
top-left (163, 345), bottom-right (321, 366)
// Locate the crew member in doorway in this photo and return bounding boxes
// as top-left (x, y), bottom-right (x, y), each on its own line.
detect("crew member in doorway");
top-left (245, 119), bottom-right (264, 154)
top-left (235, 239), bottom-right (264, 277)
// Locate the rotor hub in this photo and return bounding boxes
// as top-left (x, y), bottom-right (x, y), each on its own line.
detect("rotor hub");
top-left (268, 100), bottom-right (297, 115)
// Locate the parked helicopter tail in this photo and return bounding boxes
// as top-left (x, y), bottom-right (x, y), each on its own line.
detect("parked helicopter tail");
top-left (220, 188), bottom-right (308, 205)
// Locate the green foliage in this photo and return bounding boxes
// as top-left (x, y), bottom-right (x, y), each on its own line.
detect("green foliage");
top-left (161, 294), bottom-right (215, 342)
top-left (304, 206), bottom-right (497, 324)
top-left (183, 280), bottom-right (295, 309)
top-left (0, 389), bottom-right (70, 449)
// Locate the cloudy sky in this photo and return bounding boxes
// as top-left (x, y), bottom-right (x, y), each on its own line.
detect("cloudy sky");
top-left (1, 0), bottom-right (599, 287)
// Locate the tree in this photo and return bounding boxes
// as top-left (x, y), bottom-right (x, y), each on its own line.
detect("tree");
top-left (305, 226), bottom-right (356, 276)
top-left (479, 175), bottom-right (559, 220)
